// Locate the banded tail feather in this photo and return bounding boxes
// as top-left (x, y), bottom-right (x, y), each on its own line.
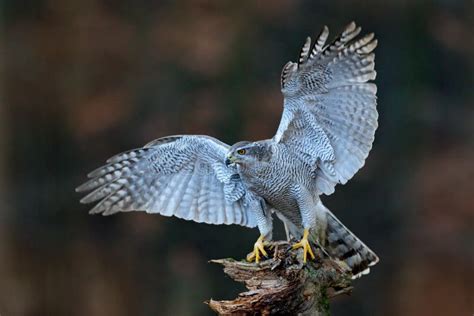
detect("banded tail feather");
top-left (315, 202), bottom-right (379, 279)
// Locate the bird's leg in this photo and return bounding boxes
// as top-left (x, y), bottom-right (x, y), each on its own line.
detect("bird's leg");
top-left (283, 221), bottom-right (291, 241)
top-left (246, 197), bottom-right (272, 263)
top-left (246, 234), bottom-right (268, 263)
top-left (292, 228), bottom-right (315, 263)
top-left (291, 187), bottom-right (318, 263)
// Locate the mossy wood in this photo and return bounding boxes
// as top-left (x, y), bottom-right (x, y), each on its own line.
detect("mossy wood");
top-left (207, 241), bottom-right (354, 315)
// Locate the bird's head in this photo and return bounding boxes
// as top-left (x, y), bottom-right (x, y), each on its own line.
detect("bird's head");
top-left (225, 141), bottom-right (272, 168)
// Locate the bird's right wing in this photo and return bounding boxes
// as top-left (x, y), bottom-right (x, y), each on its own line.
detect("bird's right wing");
top-left (274, 22), bottom-right (378, 195)
top-left (76, 135), bottom-right (256, 227)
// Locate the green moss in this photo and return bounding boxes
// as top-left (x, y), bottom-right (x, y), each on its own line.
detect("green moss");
top-left (317, 286), bottom-right (331, 316)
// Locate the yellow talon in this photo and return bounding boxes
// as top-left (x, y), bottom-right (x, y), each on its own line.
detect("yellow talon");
top-left (292, 229), bottom-right (315, 263)
top-left (246, 235), bottom-right (268, 263)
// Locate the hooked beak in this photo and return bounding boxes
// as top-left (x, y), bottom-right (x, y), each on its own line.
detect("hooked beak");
top-left (225, 155), bottom-right (236, 166)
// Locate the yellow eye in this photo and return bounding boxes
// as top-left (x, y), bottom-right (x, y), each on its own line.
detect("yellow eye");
top-left (237, 149), bottom-right (246, 155)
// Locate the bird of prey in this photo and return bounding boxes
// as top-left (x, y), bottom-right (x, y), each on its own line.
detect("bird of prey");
top-left (77, 22), bottom-right (379, 278)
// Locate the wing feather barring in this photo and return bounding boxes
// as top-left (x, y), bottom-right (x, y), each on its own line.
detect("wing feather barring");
top-left (77, 22), bottom-right (379, 279)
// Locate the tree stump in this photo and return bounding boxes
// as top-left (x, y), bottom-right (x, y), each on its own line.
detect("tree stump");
top-left (207, 241), bottom-right (353, 315)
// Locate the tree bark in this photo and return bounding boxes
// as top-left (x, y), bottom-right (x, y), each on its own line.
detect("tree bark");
top-left (207, 241), bottom-right (353, 315)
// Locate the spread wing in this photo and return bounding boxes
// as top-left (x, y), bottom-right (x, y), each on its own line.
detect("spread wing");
top-left (76, 135), bottom-right (256, 227)
top-left (274, 22), bottom-right (378, 195)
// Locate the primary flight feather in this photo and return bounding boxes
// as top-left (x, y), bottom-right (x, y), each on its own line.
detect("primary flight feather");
top-left (77, 22), bottom-right (379, 278)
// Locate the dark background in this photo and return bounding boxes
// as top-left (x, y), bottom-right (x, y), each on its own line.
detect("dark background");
top-left (0, 1), bottom-right (472, 315)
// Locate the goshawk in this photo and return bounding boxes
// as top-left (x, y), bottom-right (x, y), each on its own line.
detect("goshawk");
top-left (77, 22), bottom-right (379, 278)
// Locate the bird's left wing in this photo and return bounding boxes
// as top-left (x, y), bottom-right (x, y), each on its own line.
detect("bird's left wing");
top-left (76, 135), bottom-right (256, 227)
top-left (274, 22), bottom-right (378, 195)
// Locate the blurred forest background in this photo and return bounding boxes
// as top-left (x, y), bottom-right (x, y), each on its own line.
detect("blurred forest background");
top-left (0, 0), bottom-right (472, 315)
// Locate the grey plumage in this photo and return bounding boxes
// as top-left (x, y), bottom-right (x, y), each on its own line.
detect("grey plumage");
top-left (77, 22), bottom-right (379, 278)
top-left (77, 135), bottom-right (255, 226)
